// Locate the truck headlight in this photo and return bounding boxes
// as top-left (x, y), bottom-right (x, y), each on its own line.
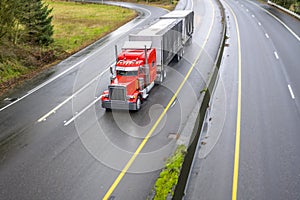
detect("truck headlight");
top-left (127, 95), bottom-right (135, 99)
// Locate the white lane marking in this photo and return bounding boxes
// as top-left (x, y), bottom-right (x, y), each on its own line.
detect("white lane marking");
top-left (64, 95), bottom-right (102, 126)
top-left (258, 22), bottom-right (262, 26)
top-left (170, 98), bottom-right (177, 108)
top-left (247, 0), bottom-right (300, 41)
top-left (246, 9), bottom-right (249, 12)
top-left (274, 51), bottom-right (279, 59)
top-left (251, 14), bottom-right (255, 18)
top-left (265, 33), bottom-right (270, 38)
top-left (37, 67), bottom-right (110, 122)
top-left (288, 85), bottom-right (295, 99)
top-left (0, 6), bottom-right (151, 113)
top-left (38, 96), bottom-right (72, 122)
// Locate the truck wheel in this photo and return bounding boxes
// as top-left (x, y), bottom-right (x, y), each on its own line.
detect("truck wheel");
top-left (136, 96), bottom-right (141, 110)
top-left (176, 53), bottom-right (181, 62)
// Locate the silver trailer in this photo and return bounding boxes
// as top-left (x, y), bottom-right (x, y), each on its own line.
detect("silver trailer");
top-left (160, 10), bottom-right (194, 45)
top-left (129, 18), bottom-right (183, 83)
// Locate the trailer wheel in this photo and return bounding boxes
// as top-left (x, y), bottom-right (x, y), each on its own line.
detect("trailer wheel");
top-left (136, 96), bottom-right (142, 110)
top-left (176, 48), bottom-right (184, 62)
top-left (187, 36), bottom-right (192, 45)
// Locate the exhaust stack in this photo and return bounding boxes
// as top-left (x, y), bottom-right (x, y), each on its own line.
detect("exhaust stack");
top-left (114, 45), bottom-right (118, 62)
top-left (144, 45), bottom-right (150, 85)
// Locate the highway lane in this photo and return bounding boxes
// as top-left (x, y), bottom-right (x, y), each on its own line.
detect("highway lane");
top-left (185, 0), bottom-right (300, 199)
top-left (0, 0), bottom-right (224, 199)
top-left (234, 1), bottom-right (300, 199)
top-left (0, 3), bottom-right (168, 200)
top-left (262, 2), bottom-right (300, 37)
top-left (244, 0), bottom-right (300, 110)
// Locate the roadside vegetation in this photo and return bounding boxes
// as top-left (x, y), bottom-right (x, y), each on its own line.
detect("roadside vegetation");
top-left (49, 1), bottom-right (137, 53)
top-left (270, 0), bottom-right (300, 14)
top-left (0, 0), bottom-right (136, 95)
top-left (152, 145), bottom-right (187, 199)
top-left (0, 0), bottom-right (177, 96)
top-left (0, 0), bottom-right (55, 90)
top-left (121, 0), bottom-right (178, 10)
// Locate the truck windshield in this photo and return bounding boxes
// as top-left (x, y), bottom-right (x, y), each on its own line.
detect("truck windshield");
top-left (117, 70), bottom-right (138, 76)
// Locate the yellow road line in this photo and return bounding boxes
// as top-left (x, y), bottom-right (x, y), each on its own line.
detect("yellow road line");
top-left (223, 1), bottom-right (242, 200)
top-left (103, 1), bottom-right (216, 199)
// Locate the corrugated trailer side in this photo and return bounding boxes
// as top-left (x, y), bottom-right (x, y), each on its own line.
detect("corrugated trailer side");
top-left (162, 19), bottom-right (183, 65)
top-left (160, 10), bottom-right (194, 45)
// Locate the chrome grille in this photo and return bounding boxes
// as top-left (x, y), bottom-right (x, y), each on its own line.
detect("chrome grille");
top-left (109, 86), bottom-right (126, 101)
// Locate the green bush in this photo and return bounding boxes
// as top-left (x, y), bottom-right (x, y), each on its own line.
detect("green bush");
top-left (153, 145), bottom-right (187, 200)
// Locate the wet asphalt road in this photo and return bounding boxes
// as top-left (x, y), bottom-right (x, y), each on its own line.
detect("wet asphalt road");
top-left (185, 0), bottom-right (300, 199)
top-left (0, 0), bottom-right (223, 199)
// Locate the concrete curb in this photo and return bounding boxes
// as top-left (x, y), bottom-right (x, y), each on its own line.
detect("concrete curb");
top-left (172, 0), bottom-right (227, 198)
top-left (267, 0), bottom-right (300, 20)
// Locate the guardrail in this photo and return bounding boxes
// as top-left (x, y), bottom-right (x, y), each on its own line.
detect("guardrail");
top-left (267, 0), bottom-right (300, 20)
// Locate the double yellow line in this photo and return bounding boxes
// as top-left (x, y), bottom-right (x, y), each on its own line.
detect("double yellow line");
top-left (103, 1), bottom-right (216, 199)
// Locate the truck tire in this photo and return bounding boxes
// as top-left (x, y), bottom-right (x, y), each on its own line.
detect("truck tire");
top-left (136, 96), bottom-right (141, 110)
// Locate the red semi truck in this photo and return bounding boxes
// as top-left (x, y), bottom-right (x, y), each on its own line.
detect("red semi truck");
top-left (101, 10), bottom-right (194, 111)
top-left (101, 41), bottom-right (156, 110)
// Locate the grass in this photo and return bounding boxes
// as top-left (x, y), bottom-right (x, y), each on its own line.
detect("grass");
top-left (135, 0), bottom-right (178, 10)
top-left (153, 145), bottom-right (187, 200)
top-left (0, 60), bottom-right (29, 83)
top-left (47, 0), bottom-right (137, 53)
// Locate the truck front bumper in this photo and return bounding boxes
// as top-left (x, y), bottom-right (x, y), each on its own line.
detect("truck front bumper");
top-left (102, 100), bottom-right (137, 111)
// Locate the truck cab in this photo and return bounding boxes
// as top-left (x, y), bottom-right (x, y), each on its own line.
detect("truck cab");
top-left (101, 41), bottom-right (156, 111)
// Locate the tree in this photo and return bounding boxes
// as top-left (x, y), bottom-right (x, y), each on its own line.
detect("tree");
top-left (0, 0), bottom-right (20, 41)
top-left (20, 0), bottom-right (54, 46)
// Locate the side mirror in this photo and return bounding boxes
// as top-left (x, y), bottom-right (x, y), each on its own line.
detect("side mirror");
top-left (110, 64), bottom-right (116, 82)
top-left (110, 63), bottom-right (117, 74)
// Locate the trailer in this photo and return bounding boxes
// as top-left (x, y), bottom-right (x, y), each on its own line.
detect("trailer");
top-left (160, 10), bottom-right (194, 45)
top-left (129, 18), bottom-right (183, 83)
